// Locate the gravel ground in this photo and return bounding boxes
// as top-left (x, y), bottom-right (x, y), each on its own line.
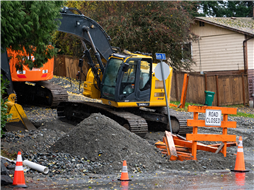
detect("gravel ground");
top-left (1, 75), bottom-right (254, 185)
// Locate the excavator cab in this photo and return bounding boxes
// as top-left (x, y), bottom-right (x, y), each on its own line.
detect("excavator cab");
top-left (101, 53), bottom-right (153, 106)
top-left (1, 48), bottom-right (36, 131)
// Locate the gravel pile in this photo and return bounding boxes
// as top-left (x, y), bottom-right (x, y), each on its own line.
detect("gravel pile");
top-left (49, 113), bottom-right (166, 174)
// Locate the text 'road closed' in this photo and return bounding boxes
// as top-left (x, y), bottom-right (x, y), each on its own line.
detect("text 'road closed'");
top-left (205, 109), bottom-right (222, 126)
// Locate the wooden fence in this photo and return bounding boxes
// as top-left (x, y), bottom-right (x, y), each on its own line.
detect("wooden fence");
top-left (54, 55), bottom-right (249, 106)
top-left (54, 55), bottom-right (89, 81)
top-left (171, 71), bottom-right (249, 106)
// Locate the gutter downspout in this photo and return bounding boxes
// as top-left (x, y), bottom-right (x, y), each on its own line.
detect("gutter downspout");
top-left (243, 36), bottom-right (254, 74)
top-left (198, 37), bottom-right (202, 74)
top-left (243, 36), bottom-right (254, 107)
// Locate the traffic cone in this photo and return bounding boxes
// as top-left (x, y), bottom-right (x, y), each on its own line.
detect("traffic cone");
top-left (118, 160), bottom-right (131, 181)
top-left (13, 151), bottom-right (27, 188)
top-left (231, 136), bottom-right (249, 172)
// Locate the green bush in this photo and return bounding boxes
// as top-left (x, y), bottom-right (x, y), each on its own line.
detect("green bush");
top-left (1, 75), bottom-right (12, 137)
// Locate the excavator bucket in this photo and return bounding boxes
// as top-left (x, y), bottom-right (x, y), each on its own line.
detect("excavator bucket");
top-left (5, 94), bottom-right (36, 131)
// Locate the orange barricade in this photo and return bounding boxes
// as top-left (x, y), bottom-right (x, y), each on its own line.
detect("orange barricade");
top-left (186, 106), bottom-right (237, 160)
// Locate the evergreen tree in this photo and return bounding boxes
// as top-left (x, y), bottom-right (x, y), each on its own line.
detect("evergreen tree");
top-left (1, 1), bottom-right (62, 70)
top-left (200, 1), bottom-right (254, 17)
top-left (1, 75), bottom-right (12, 137)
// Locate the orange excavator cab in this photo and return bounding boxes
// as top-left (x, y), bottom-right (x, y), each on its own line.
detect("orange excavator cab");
top-left (6, 47), bottom-right (68, 107)
top-left (7, 47), bottom-right (54, 82)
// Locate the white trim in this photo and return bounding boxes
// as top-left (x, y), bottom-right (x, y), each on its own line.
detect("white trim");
top-left (122, 166), bottom-right (128, 173)
top-left (15, 166), bottom-right (24, 171)
top-left (17, 155), bottom-right (22, 162)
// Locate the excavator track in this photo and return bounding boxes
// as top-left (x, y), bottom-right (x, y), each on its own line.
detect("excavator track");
top-left (133, 108), bottom-right (193, 136)
top-left (13, 81), bottom-right (68, 107)
top-left (57, 101), bottom-right (192, 137)
top-left (57, 101), bottom-right (148, 137)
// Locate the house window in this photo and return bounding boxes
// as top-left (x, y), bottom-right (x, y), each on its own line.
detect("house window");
top-left (199, 21), bottom-right (205, 27)
top-left (181, 42), bottom-right (192, 60)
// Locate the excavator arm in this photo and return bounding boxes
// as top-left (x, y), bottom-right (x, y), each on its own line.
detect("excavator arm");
top-left (59, 7), bottom-right (114, 75)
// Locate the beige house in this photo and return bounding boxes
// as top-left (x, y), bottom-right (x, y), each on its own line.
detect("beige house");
top-left (190, 17), bottom-right (254, 105)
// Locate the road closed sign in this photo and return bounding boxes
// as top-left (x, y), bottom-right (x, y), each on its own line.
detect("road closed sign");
top-left (205, 109), bottom-right (221, 126)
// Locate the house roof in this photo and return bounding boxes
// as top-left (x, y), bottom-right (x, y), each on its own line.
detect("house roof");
top-left (195, 17), bottom-right (254, 36)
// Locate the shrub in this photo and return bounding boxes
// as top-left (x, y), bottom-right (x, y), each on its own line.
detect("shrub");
top-left (1, 75), bottom-right (12, 137)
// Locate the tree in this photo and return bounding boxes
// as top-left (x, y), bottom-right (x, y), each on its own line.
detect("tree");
top-left (54, 1), bottom-right (198, 71)
top-left (1, 1), bottom-right (62, 70)
top-left (1, 75), bottom-right (12, 137)
top-left (199, 1), bottom-right (254, 17)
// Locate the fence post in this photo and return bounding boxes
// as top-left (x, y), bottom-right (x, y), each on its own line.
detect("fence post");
top-left (216, 75), bottom-right (220, 106)
top-left (242, 74), bottom-right (246, 106)
top-left (204, 73), bottom-right (207, 91)
top-left (174, 71), bottom-right (178, 101)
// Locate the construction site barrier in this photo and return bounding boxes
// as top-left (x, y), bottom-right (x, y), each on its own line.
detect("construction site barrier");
top-left (186, 106), bottom-right (237, 160)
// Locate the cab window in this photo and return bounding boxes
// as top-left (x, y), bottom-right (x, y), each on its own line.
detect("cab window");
top-left (139, 60), bottom-right (151, 91)
top-left (120, 60), bottom-right (137, 96)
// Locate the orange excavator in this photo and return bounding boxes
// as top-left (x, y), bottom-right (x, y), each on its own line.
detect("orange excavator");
top-left (6, 47), bottom-right (68, 107)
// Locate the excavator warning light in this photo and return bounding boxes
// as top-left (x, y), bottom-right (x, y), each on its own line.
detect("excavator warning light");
top-left (91, 25), bottom-right (95, 29)
top-left (76, 21), bottom-right (80, 26)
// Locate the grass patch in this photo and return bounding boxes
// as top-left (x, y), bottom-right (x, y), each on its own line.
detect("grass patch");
top-left (230, 112), bottom-right (254, 118)
top-left (170, 101), bottom-right (203, 112)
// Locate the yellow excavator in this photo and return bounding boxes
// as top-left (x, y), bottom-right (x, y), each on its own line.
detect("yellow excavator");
top-left (56, 7), bottom-right (191, 137)
top-left (1, 49), bottom-right (36, 131)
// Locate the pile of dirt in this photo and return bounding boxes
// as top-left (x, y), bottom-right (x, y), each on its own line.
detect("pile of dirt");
top-left (49, 113), bottom-right (166, 174)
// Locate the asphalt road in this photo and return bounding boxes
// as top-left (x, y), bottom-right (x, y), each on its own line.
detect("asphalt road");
top-left (2, 170), bottom-right (253, 189)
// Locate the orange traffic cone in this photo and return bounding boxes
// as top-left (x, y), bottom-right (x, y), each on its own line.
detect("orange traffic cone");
top-left (231, 136), bottom-right (249, 172)
top-left (13, 151), bottom-right (27, 187)
top-left (118, 160), bottom-right (131, 181)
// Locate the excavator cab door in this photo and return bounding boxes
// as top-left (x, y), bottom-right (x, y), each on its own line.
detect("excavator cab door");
top-left (116, 58), bottom-right (152, 102)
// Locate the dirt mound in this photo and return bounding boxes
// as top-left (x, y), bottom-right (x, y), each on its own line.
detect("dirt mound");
top-left (49, 113), bottom-right (166, 174)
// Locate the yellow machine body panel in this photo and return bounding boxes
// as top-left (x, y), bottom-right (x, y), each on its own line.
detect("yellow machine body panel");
top-left (83, 68), bottom-right (101, 99)
top-left (149, 64), bottom-right (173, 106)
top-left (5, 94), bottom-right (36, 130)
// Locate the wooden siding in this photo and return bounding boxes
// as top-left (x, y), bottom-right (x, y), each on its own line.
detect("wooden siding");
top-left (191, 33), bottom-right (245, 72)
